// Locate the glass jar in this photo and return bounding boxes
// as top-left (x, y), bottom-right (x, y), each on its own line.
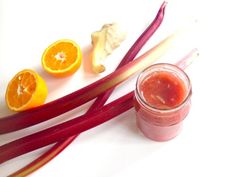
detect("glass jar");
top-left (134, 63), bottom-right (192, 141)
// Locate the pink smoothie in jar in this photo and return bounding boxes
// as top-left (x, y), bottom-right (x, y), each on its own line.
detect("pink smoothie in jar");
top-left (134, 63), bottom-right (192, 141)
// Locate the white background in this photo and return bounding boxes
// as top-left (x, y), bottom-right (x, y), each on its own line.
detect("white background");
top-left (1, 0), bottom-right (236, 176)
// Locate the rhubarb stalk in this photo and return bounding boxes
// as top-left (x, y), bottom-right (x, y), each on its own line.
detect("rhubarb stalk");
top-left (0, 92), bottom-right (134, 164)
top-left (6, 2), bottom-right (167, 176)
top-left (0, 48), bottom-right (199, 165)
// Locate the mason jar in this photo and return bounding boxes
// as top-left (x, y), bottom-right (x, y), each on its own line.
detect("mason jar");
top-left (134, 63), bottom-right (192, 141)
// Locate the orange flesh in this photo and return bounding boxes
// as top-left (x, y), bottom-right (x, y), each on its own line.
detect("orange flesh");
top-left (44, 42), bottom-right (78, 71)
top-left (7, 72), bottom-right (36, 108)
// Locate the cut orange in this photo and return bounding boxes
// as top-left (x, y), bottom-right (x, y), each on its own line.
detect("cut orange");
top-left (5, 69), bottom-right (48, 112)
top-left (42, 39), bottom-right (82, 77)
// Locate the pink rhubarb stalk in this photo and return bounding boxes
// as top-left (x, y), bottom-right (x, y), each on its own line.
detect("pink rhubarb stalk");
top-left (0, 92), bottom-right (134, 164)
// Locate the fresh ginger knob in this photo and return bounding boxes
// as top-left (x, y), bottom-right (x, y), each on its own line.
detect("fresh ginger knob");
top-left (91, 23), bottom-right (126, 73)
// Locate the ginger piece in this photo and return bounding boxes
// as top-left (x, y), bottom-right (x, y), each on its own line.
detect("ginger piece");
top-left (91, 23), bottom-right (126, 73)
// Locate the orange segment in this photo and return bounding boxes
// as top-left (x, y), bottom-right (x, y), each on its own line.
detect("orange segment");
top-left (42, 39), bottom-right (82, 77)
top-left (5, 69), bottom-right (48, 111)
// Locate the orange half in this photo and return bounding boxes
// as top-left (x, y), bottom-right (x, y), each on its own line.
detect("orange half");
top-left (5, 69), bottom-right (48, 111)
top-left (42, 39), bottom-right (82, 77)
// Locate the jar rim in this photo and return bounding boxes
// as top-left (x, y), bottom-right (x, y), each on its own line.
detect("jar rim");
top-left (135, 63), bottom-right (192, 113)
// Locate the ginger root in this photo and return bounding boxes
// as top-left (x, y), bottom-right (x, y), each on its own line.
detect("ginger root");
top-left (91, 23), bottom-right (126, 73)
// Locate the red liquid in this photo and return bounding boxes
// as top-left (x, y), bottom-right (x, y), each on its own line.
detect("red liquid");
top-left (140, 71), bottom-right (186, 110)
top-left (134, 64), bottom-right (191, 141)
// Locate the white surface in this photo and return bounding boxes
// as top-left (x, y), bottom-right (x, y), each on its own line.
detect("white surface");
top-left (1, 0), bottom-right (236, 177)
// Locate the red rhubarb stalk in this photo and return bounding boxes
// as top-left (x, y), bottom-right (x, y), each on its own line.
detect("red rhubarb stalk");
top-left (0, 48), bottom-right (199, 164)
top-left (0, 92), bottom-right (134, 164)
top-left (0, 18), bottom-right (175, 134)
top-left (7, 2), bottom-right (167, 176)
top-left (88, 1), bottom-right (167, 112)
